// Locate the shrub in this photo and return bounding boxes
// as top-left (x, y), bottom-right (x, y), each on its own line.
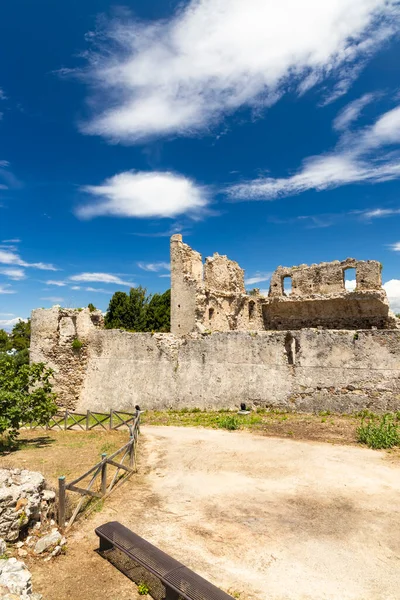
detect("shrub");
top-left (0, 354), bottom-right (57, 442)
top-left (88, 303), bottom-right (96, 312)
top-left (357, 414), bottom-right (400, 449)
top-left (72, 338), bottom-right (84, 350)
top-left (218, 415), bottom-right (240, 430)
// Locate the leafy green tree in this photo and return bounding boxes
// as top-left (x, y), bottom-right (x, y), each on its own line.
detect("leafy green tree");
top-left (104, 287), bottom-right (170, 332)
top-left (104, 291), bottom-right (131, 329)
top-left (0, 329), bottom-right (9, 352)
top-left (145, 289), bottom-right (171, 332)
top-left (88, 303), bottom-right (96, 312)
top-left (9, 319), bottom-right (31, 351)
top-left (0, 354), bottom-right (57, 442)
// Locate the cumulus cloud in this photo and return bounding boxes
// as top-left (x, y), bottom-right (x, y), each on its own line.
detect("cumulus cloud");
top-left (70, 272), bottom-right (134, 286)
top-left (245, 272), bottom-right (272, 286)
top-left (0, 317), bottom-right (26, 332)
top-left (79, 0), bottom-right (399, 142)
top-left (0, 267), bottom-right (26, 280)
top-left (137, 261), bottom-right (170, 272)
top-left (333, 93), bottom-right (377, 131)
top-left (383, 280), bottom-right (400, 313)
top-left (228, 103), bottom-right (400, 201)
top-left (0, 284), bottom-right (16, 294)
top-left (0, 249), bottom-right (57, 271)
top-left (77, 171), bottom-right (209, 220)
top-left (46, 280), bottom-right (66, 287)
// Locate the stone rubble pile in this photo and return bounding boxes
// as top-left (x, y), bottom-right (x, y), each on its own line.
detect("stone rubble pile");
top-left (0, 469), bottom-right (55, 542)
top-left (0, 469), bottom-right (67, 600)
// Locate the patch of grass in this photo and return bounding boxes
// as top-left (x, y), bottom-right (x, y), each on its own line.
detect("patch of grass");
top-left (218, 415), bottom-right (240, 430)
top-left (357, 414), bottom-right (400, 449)
top-left (138, 583), bottom-right (150, 595)
top-left (72, 338), bottom-right (84, 350)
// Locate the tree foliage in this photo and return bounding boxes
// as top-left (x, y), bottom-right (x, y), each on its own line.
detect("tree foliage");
top-left (104, 287), bottom-right (170, 332)
top-left (0, 354), bottom-right (57, 442)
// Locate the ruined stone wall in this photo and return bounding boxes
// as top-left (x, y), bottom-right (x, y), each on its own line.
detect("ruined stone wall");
top-left (30, 308), bottom-right (400, 413)
top-left (171, 237), bottom-right (396, 333)
top-left (30, 307), bottom-right (104, 409)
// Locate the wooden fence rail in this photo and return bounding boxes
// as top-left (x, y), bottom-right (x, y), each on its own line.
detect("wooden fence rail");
top-left (23, 409), bottom-right (139, 431)
top-left (58, 412), bottom-right (140, 531)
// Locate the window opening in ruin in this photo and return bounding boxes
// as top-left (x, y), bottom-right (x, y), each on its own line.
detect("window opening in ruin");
top-left (344, 267), bottom-right (356, 292)
top-left (283, 276), bottom-right (292, 296)
top-left (209, 308), bottom-right (214, 320)
top-left (248, 301), bottom-right (255, 320)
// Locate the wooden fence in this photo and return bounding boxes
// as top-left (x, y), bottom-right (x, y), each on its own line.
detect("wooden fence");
top-left (58, 412), bottom-right (140, 530)
top-left (24, 409), bottom-right (138, 431)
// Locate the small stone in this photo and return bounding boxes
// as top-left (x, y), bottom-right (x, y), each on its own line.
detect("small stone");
top-left (14, 542), bottom-right (23, 549)
top-left (0, 539), bottom-right (6, 555)
top-left (60, 537), bottom-right (67, 546)
top-left (31, 594), bottom-right (43, 600)
top-left (346, 384), bottom-right (356, 391)
top-left (51, 545), bottom-right (61, 557)
top-left (42, 490), bottom-right (56, 502)
top-left (34, 531), bottom-right (62, 555)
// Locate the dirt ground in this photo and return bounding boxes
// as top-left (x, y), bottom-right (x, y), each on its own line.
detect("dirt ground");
top-left (19, 425), bottom-right (400, 600)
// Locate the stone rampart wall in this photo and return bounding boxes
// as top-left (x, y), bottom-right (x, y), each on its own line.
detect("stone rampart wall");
top-left (30, 307), bottom-right (400, 413)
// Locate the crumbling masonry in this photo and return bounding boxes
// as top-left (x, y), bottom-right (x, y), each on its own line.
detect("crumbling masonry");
top-left (30, 236), bottom-right (400, 413)
top-left (170, 234), bottom-right (396, 334)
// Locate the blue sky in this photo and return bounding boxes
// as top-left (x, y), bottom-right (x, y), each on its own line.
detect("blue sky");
top-left (2, 0), bottom-right (400, 329)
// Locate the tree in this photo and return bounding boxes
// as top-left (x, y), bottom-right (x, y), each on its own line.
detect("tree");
top-left (88, 303), bottom-right (96, 312)
top-left (9, 319), bottom-right (31, 351)
top-left (0, 354), bottom-right (57, 442)
top-left (104, 287), bottom-right (170, 332)
top-left (145, 290), bottom-right (171, 332)
top-left (0, 329), bottom-right (9, 352)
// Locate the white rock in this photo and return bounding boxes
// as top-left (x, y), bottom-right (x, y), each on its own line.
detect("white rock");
top-left (0, 558), bottom-right (32, 596)
top-left (51, 545), bottom-right (61, 557)
top-left (34, 531), bottom-right (62, 555)
top-left (0, 539), bottom-right (6, 555)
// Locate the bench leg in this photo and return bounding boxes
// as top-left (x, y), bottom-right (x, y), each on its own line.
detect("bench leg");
top-left (99, 536), bottom-right (114, 552)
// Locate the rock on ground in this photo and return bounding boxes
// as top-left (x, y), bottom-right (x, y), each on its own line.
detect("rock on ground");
top-left (34, 532), bottom-right (61, 556)
top-left (0, 469), bottom-right (55, 542)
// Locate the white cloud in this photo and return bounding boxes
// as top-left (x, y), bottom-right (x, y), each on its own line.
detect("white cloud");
top-left (70, 272), bottom-right (134, 286)
top-left (333, 93), bottom-right (377, 131)
top-left (0, 285), bottom-right (16, 294)
top-left (137, 261), bottom-right (170, 272)
top-left (83, 287), bottom-right (112, 294)
top-left (345, 279), bottom-right (357, 291)
top-left (41, 296), bottom-right (64, 303)
top-left (71, 286), bottom-right (81, 290)
top-left (0, 267), bottom-right (25, 280)
top-left (389, 242), bottom-right (400, 252)
top-left (245, 272), bottom-right (272, 285)
top-left (383, 280), bottom-right (400, 313)
top-left (357, 208), bottom-right (400, 220)
top-left (0, 317), bottom-right (26, 332)
top-left (2, 238), bottom-right (21, 243)
top-left (77, 171), bottom-right (209, 220)
top-left (228, 103), bottom-right (400, 201)
top-left (80, 0), bottom-right (399, 142)
top-left (46, 280), bottom-right (66, 287)
top-left (0, 249), bottom-right (57, 271)
top-left (159, 274), bottom-right (171, 278)
top-left (0, 89), bottom-right (6, 101)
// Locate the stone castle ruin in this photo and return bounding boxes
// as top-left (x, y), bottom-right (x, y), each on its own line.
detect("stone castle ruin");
top-left (30, 236), bottom-right (400, 414)
top-left (170, 234), bottom-right (395, 333)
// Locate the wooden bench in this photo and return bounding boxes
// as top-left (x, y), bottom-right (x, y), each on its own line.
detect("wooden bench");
top-left (95, 521), bottom-right (235, 600)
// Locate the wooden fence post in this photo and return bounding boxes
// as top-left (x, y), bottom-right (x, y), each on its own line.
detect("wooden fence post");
top-left (110, 409), bottom-right (113, 430)
top-left (58, 476), bottom-right (66, 530)
top-left (129, 437), bottom-right (134, 468)
top-left (86, 410), bottom-right (90, 430)
top-left (64, 410), bottom-right (68, 430)
top-left (101, 453), bottom-right (107, 496)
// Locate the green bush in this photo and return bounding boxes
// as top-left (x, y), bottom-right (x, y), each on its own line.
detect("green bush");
top-left (88, 303), bottom-right (96, 312)
top-left (357, 414), bottom-right (400, 449)
top-left (72, 338), bottom-right (84, 350)
top-left (138, 583), bottom-right (149, 595)
top-left (0, 354), bottom-right (57, 442)
top-left (218, 415), bottom-right (240, 430)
